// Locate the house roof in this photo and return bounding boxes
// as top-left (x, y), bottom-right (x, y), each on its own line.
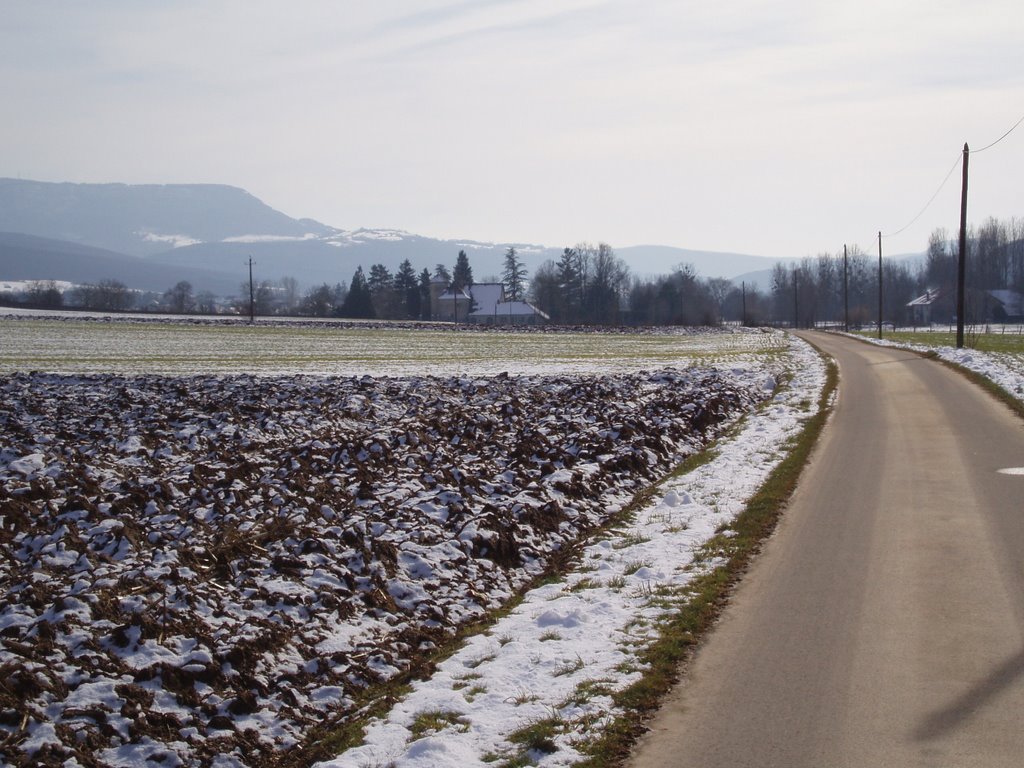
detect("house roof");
top-left (466, 283), bottom-right (504, 312)
top-left (907, 288), bottom-right (945, 307)
top-left (437, 287), bottom-right (473, 301)
top-left (987, 289), bottom-right (1024, 315)
top-left (462, 283), bottom-right (549, 319)
top-left (434, 281), bottom-right (549, 320)
top-left (490, 300), bottom-right (550, 319)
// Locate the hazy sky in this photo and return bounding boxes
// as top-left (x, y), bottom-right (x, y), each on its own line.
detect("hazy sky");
top-left (2, 1), bottom-right (1022, 259)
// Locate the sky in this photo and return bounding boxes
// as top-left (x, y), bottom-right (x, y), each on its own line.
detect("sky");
top-left (1, 0), bottom-right (1022, 260)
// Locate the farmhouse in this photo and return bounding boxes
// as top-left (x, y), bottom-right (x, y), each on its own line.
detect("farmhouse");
top-left (906, 287), bottom-right (951, 325)
top-left (907, 286), bottom-right (1024, 325)
top-left (987, 289), bottom-right (1024, 322)
top-left (431, 281), bottom-right (549, 325)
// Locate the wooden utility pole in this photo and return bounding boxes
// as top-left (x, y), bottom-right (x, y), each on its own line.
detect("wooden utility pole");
top-left (877, 232), bottom-right (883, 339)
top-left (956, 143), bottom-right (969, 348)
top-left (248, 257), bottom-right (255, 325)
top-left (741, 281), bottom-right (747, 327)
top-left (793, 271), bottom-right (799, 329)
top-left (843, 244), bottom-right (849, 332)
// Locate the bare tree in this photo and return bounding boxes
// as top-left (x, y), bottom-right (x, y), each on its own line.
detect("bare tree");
top-left (301, 283), bottom-right (335, 317)
top-left (195, 290), bottom-right (218, 314)
top-left (73, 279), bottom-right (132, 311)
top-left (164, 281), bottom-right (194, 313)
top-left (27, 280), bottom-right (63, 308)
top-left (706, 277), bottom-right (733, 322)
top-left (279, 276), bottom-right (300, 315)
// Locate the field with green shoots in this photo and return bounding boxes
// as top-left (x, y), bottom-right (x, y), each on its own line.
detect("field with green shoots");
top-left (859, 329), bottom-right (1024, 355)
top-left (0, 317), bottom-right (786, 375)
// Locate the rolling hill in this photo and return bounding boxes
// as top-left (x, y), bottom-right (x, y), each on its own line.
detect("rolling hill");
top-left (0, 178), bottom-right (790, 293)
top-left (0, 232), bottom-right (240, 295)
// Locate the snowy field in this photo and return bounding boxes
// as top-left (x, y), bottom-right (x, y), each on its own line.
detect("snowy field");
top-left (0, 321), bottom-right (826, 767)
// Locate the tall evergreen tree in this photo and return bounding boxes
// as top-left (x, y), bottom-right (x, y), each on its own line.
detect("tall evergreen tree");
top-left (368, 263), bottom-right (396, 318)
top-left (557, 247), bottom-right (582, 322)
top-left (339, 266), bottom-right (375, 318)
top-left (452, 250), bottom-right (477, 317)
top-left (367, 264), bottom-right (393, 294)
top-left (419, 268), bottom-right (433, 320)
top-left (394, 259), bottom-right (419, 320)
top-left (502, 247), bottom-right (528, 302)
top-left (452, 250), bottom-right (474, 291)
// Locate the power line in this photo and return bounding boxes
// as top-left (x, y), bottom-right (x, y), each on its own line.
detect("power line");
top-left (972, 111), bottom-right (1024, 154)
top-left (873, 111), bottom-right (1023, 244)
top-left (881, 153), bottom-right (962, 239)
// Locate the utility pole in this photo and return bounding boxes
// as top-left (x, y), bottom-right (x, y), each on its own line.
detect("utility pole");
top-left (793, 270), bottom-right (799, 329)
top-left (956, 143), bottom-right (969, 348)
top-left (877, 232), bottom-right (883, 339)
top-left (248, 257), bottom-right (255, 325)
top-left (843, 244), bottom-right (849, 332)
top-left (741, 281), bottom-right (747, 327)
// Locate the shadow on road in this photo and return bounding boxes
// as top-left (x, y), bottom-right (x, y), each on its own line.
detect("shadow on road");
top-left (914, 647), bottom-right (1024, 741)
top-left (866, 354), bottom-right (932, 367)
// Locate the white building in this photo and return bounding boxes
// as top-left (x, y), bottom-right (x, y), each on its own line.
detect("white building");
top-left (432, 282), bottom-right (549, 325)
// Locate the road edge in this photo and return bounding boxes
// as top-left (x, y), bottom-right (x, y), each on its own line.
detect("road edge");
top-left (575, 336), bottom-right (839, 767)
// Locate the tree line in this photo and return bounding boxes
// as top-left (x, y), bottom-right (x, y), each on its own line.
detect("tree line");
top-left (528, 243), bottom-right (764, 326)
top-left (767, 216), bottom-right (1024, 328)
top-left (8, 217), bottom-right (1021, 325)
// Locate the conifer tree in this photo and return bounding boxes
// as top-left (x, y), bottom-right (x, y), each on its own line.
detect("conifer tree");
top-left (452, 250), bottom-right (474, 291)
top-left (339, 266), bottom-right (375, 318)
top-left (502, 247), bottom-right (527, 302)
top-left (392, 259), bottom-right (418, 319)
top-left (418, 268), bottom-right (433, 320)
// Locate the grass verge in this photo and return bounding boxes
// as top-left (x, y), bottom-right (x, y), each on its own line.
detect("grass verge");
top-left (926, 354), bottom-right (1024, 422)
top-left (857, 329), bottom-right (1024, 355)
top-left (572, 344), bottom-right (838, 767)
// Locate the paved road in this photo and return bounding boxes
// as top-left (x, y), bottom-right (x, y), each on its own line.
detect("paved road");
top-left (628, 332), bottom-right (1024, 768)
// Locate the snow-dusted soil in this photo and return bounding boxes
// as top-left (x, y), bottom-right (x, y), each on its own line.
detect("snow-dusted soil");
top-left (323, 336), bottom-right (825, 768)
top-left (0, 346), bottom-right (802, 767)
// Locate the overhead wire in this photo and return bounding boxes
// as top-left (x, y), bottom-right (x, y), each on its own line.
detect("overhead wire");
top-left (971, 111), bottom-right (1024, 154)
top-left (880, 153), bottom-right (963, 239)
top-left (870, 110), bottom-right (1023, 246)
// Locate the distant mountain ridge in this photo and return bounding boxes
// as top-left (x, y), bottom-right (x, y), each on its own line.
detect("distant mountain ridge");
top-left (0, 232), bottom-right (241, 294)
top-left (0, 178), bottom-right (789, 294)
top-left (0, 178), bottom-right (332, 257)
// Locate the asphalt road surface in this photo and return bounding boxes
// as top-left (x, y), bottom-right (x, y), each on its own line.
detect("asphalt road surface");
top-left (628, 331), bottom-right (1024, 768)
